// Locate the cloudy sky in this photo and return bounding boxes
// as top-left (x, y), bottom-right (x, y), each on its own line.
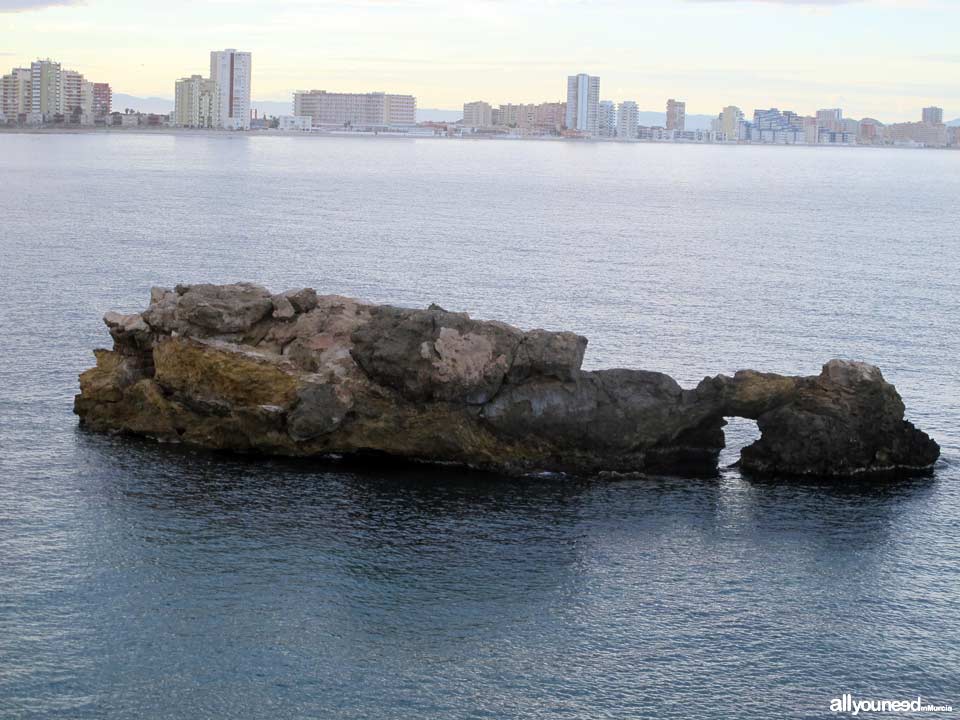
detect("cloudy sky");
top-left (0, 0), bottom-right (956, 120)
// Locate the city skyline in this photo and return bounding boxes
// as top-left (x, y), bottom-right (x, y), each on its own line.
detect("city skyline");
top-left (0, 0), bottom-right (957, 122)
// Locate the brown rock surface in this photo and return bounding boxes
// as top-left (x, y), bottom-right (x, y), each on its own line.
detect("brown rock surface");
top-left (74, 284), bottom-right (941, 478)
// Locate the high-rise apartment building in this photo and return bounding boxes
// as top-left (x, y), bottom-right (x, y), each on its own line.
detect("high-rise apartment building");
top-left (616, 101), bottom-right (639, 139)
top-left (921, 106), bottom-right (944, 125)
top-left (293, 90), bottom-right (416, 128)
top-left (753, 108), bottom-right (805, 144)
top-left (497, 103), bottom-right (523, 127)
top-left (463, 101), bottom-right (492, 128)
top-left (718, 105), bottom-right (744, 141)
top-left (816, 108), bottom-right (843, 133)
top-left (528, 102), bottom-right (565, 133)
top-left (60, 69), bottom-right (85, 116)
top-left (565, 74), bottom-right (600, 135)
top-left (92, 83), bottom-right (111, 117)
top-left (598, 100), bottom-right (616, 137)
top-left (383, 93), bottom-right (416, 125)
top-left (2, 59), bottom-right (108, 124)
top-left (174, 74), bottom-right (220, 128)
top-left (30, 59), bottom-right (61, 118)
top-left (666, 99), bottom-right (685, 132)
top-left (209, 49), bottom-right (252, 130)
top-left (1, 68), bottom-right (31, 119)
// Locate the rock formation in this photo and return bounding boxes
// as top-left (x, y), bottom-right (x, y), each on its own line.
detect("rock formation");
top-left (74, 283), bottom-right (940, 478)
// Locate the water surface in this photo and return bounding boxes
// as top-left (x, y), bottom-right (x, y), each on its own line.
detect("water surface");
top-left (1, 134), bottom-right (958, 718)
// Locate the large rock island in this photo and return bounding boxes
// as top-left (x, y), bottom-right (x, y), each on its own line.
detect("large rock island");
top-left (75, 283), bottom-right (940, 478)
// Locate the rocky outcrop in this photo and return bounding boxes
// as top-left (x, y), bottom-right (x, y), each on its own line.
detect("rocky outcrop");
top-left (74, 283), bottom-right (941, 478)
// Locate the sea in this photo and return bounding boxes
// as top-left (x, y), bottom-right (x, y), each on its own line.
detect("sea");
top-left (1, 132), bottom-right (958, 719)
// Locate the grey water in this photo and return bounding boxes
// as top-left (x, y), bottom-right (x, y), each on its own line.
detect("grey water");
top-left (0, 133), bottom-right (958, 719)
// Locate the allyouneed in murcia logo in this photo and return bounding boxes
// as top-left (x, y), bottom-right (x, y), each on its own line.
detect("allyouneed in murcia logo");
top-left (830, 694), bottom-right (953, 715)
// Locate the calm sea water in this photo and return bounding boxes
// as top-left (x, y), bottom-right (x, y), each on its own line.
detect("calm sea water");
top-left (1, 133), bottom-right (958, 719)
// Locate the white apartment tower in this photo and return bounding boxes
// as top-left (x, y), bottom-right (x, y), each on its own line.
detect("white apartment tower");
top-left (565, 73), bottom-right (600, 135)
top-left (617, 101), bottom-right (639, 139)
top-left (209, 49), bottom-right (251, 130)
top-left (60, 69), bottom-right (85, 116)
top-left (598, 100), bottom-right (616, 137)
top-left (30, 59), bottom-right (61, 119)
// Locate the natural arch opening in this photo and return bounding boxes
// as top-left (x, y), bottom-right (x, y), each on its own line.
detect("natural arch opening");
top-left (719, 416), bottom-right (761, 469)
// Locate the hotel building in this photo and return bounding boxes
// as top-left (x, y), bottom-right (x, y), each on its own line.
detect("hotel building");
top-left (463, 101), bottom-right (493, 128)
top-left (293, 90), bottom-right (416, 128)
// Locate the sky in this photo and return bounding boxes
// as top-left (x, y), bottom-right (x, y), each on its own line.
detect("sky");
top-left (0, 0), bottom-right (957, 121)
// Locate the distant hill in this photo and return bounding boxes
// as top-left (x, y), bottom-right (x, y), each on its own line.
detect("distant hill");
top-left (251, 100), bottom-right (292, 117)
top-left (417, 108), bottom-right (462, 123)
top-left (113, 94), bottom-right (292, 117)
top-left (112, 93), bottom-right (174, 114)
top-left (413, 108), bottom-right (717, 128)
top-left (636, 111), bottom-right (714, 130)
top-left (947, 118), bottom-right (960, 127)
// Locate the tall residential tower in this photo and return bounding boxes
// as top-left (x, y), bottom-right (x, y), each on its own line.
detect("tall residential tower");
top-left (617, 101), bottom-right (639, 139)
top-left (598, 100), bottom-right (616, 137)
top-left (922, 106), bottom-right (944, 125)
top-left (666, 99), bottom-right (685, 132)
top-left (209, 49), bottom-right (252, 130)
top-left (565, 74), bottom-right (600, 135)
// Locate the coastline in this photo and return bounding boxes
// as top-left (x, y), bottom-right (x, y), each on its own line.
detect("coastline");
top-left (1, 125), bottom-right (957, 150)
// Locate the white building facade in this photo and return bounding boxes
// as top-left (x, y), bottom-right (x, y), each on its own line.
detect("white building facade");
top-left (616, 101), bottom-right (639, 139)
top-left (293, 90), bottom-right (416, 128)
top-left (598, 100), bottom-right (616, 137)
top-left (463, 101), bottom-right (492, 128)
top-left (209, 49), bottom-right (252, 130)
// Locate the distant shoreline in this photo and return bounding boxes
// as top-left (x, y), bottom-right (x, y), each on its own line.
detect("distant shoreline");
top-left (1, 125), bottom-right (957, 150)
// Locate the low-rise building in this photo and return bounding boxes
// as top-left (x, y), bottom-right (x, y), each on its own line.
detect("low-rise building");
top-left (637, 125), bottom-right (667, 141)
top-left (278, 115), bottom-right (312, 131)
top-left (492, 101), bottom-right (566, 135)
